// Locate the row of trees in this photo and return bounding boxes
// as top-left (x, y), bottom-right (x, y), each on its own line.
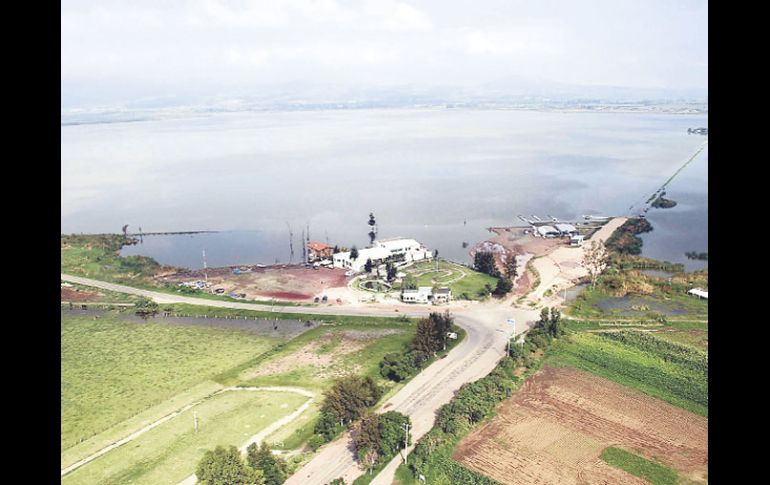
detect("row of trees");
top-left (380, 312), bottom-right (456, 383)
top-left (473, 252), bottom-right (516, 296)
top-left (196, 442), bottom-right (287, 485)
top-left (352, 411), bottom-right (411, 475)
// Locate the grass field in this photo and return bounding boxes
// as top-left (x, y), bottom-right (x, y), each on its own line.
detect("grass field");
top-left (62, 390), bottom-right (308, 485)
top-left (399, 260), bottom-right (499, 300)
top-left (547, 331), bottom-right (708, 416)
top-left (600, 447), bottom-right (679, 485)
top-left (62, 303), bottom-right (420, 479)
top-left (61, 312), bottom-right (281, 454)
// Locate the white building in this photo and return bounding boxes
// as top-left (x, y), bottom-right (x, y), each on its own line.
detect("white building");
top-left (374, 238), bottom-right (433, 263)
top-left (333, 237), bottom-right (433, 273)
top-left (555, 223), bottom-right (578, 236)
top-left (537, 225), bottom-right (560, 238)
top-left (332, 246), bottom-right (391, 273)
top-left (401, 286), bottom-right (451, 304)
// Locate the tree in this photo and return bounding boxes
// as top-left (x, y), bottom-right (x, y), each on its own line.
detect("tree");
top-left (368, 213), bottom-right (377, 245)
top-left (319, 375), bottom-right (383, 426)
top-left (378, 411), bottom-right (411, 458)
top-left (582, 240), bottom-right (609, 289)
top-left (314, 411), bottom-right (342, 441)
top-left (122, 224), bottom-right (129, 236)
top-left (473, 252), bottom-right (500, 277)
top-left (504, 256), bottom-right (518, 279)
top-left (411, 312), bottom-right (454, 354)
top-left (353, 411), bottom-right (382, 472)
top-left (380, 352), bottom-right (413, 382)
top-left (385, 262), bottom-right (397, 282)
top-left (196, 445), bottom-right (262, 485)
top-left (493, 277), bottom-right (513, 296)
top-left (350, 246), bottom-right (359, 261)
top-left (364, 258), bottom-right (373, 273)
top-left (246, 442), bottom-right (286, 485)
top-left (135, 296), bottom-right (159, 317)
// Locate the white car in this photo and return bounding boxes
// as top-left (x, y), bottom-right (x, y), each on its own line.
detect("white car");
top-left (344, 270), bottom-right (355, 277)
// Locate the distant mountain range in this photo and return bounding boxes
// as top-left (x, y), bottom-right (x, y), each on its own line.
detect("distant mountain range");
top-left (61, 79), bottom-right (707, 125)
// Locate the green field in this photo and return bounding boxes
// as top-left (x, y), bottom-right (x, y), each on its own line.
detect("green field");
top-left (600, 447), bottom-right (679, 485)
top-left (547, 331), bottom-right (708, 416)
top-left (61, 312), bottom-right (281, 456)
top-left (399, 260), bottom-right (499, 300)
top-left (62, 390), bottom-right (308, 485)
top-left (62, 304), bottom-right (420, 478)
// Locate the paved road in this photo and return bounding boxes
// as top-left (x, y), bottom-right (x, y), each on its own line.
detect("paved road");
top-left (286, 306), bottom-right (538, 485)
top-left (61, 273), bottom-right (537, 485)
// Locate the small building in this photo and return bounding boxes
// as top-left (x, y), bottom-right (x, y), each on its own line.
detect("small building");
top-left (570, 234), bottom-right (585, 247)
top-left (401, 286), bottom-right (433, 303)
top-left (687, 288), bottom-right (708, 299)
top-left (537, 225), bottom-right (560, 238)
top-left (433, 287), bottom-right (452, 303)
top-left (401, 286), bottom-right (451, 304)
top-left (307, 242), bottom-right (333, 262)
top-left (555, 223), bottom-right (578, 236)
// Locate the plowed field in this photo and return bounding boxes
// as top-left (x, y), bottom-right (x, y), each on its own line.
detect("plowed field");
top-left (454, 366), bottom-right (708, 484)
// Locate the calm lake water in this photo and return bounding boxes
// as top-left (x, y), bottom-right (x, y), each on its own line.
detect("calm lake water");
top-left (61, 108), bottom-right (707, 269)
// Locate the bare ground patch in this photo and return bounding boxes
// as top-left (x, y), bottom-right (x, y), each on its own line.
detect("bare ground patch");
top-left (241, 329), bottom-right (403, 380)
top-left (454, 366), bottom-right (707, 485)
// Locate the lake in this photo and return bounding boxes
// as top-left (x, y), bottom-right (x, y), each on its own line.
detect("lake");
top-left (61, 108), bottom-right (707, 269)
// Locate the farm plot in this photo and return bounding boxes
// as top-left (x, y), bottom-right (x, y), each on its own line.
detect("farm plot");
top-left (61, 312), bottom-right (281, 462)
top-left (454, 366), bottom-right (708, 485)
top-left (62, 390), bottom-right (308, 485)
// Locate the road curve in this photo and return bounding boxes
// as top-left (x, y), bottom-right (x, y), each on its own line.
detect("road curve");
top-left (61, 274), bottom-right (538, 485)
top-left (285, 306), bottom-right (538, 485)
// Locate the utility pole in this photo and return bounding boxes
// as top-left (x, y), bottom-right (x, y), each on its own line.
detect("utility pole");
top-left (403, 422), bottom-right (410, 464)
top-left (202, 249), bottom-right (208, 285)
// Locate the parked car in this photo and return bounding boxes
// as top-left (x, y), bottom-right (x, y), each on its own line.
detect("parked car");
top-left (314, 296), bottom-right (320, 303)
top-left (344, 270), bottom-right (354, 277)
top-left (214, 288), bottom-right (225, 294)
top-left (322, 295), bottom-right (328, 302)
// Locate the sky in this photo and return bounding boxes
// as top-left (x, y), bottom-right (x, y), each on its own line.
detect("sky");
top-left (61, 0), bottom-right (708, 108)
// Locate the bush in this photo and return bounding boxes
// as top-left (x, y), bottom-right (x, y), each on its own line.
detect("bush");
top-left (308, 434), bottom-right (325, 452)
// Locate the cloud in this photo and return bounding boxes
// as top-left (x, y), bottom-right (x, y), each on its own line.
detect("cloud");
top-left (61, 0), bottom-right (707, 104)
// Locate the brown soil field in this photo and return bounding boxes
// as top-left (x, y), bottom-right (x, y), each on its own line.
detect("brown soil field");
top-left (159, 264), bottom-right (350, 302)
top-left (454, 366), bottom-right (708, 485)
top-left (60, 287), bottom-right (103, 302)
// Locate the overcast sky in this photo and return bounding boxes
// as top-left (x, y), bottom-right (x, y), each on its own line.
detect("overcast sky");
top-left (61, 0), bottom-right (708, 107)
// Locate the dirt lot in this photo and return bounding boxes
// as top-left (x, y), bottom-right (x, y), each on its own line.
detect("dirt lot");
top-left (241, 329), bottom-right (402, 380)
top-left (159, 264), bottom-right (351, 302)
top-left (61, 286), bottom-right (103, 302)
top-left (454, 366), bottom-right (708, 485)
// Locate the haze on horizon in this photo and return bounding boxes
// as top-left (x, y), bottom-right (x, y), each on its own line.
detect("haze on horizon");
top-left (61, 0), bottom-right (708, 110)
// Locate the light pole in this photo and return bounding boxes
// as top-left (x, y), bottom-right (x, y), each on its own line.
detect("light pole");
top-left (403, 422), bottom-right (410, 464)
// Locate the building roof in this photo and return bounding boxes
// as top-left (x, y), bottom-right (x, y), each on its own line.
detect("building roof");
top-left (334, 246), bottom-right (392, 261)
top-left (306, 242), bottom-right (331, 251)
top-left (435, 287), bottom-right (451, 294)
top-left (375, 238), bottom-right (424, 250)
top-left (555, 223), bottom-right (577, 233)
top-left (688, 288), bottom-right (708, 299)
top-left (537, 225), bottom-right (559, 235)
top-left (570, 234), bottom-right (585, 240)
